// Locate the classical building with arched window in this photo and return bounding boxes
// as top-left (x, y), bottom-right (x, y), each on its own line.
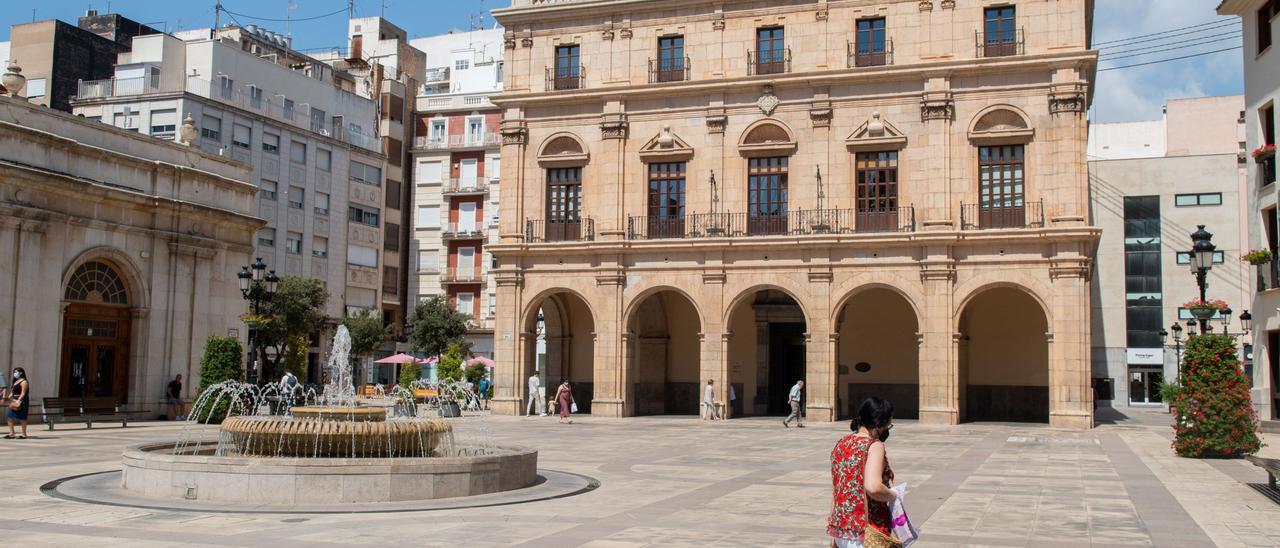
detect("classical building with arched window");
top-left (489, 0), bottom-right (1098, 428)
top-left (0, 96), bottom-right (261, 410)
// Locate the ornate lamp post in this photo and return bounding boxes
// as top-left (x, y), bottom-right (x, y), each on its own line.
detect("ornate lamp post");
top-left (238, 257), bottom-right (279, 384)
top-left (1189, 225), bottom-right (1217, 333)
top-left (1162, 322), bottom-right (1185, 371)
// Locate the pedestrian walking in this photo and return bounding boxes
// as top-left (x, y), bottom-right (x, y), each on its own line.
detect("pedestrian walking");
top-left (556, 380), bottom-right (575, 424)
top-left (166, 374), bottom-right (184, 420)
top-left (6, 367), bottom-right (30, 439)
top-left (703, 379), bottom-right (719, 420)
top-left (728, 384), bottom-right (736, 419)
top-left (828, 397), bottom-right (898, 548)
top-left (527, 372), bottom-right (544, 416)
top-left (783, 379), bottom-right (805, 428)
top-left (478, 375), bottom-right (491, 410)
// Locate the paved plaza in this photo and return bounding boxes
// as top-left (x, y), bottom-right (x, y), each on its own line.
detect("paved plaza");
top-left (2, 409), bottom-right (1280, 547)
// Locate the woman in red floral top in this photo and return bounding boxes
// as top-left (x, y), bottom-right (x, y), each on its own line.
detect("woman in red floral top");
top-left (828, 397), bottom-right (897, 547)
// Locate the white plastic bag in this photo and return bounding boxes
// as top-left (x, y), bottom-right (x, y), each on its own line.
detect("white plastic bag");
top-left (890, 483), bottom-right (920, 546)
top-left (570, 402), bottom-right (579, 413)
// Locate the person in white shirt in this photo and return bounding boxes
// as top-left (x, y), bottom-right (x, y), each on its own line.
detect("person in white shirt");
top-left (783, 379), bottom-right (805, 428)
top-left (527, 373), bottom-right (544, 416)
top-left (703, 379), bottom-right (719, 420)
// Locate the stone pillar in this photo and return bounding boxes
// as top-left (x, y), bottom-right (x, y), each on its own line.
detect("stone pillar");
top-left (918, 255), bottom-right (958, 424)
top-left (1049, 260), bottom-right (1093, 429)
top-left (718, 332), bottom-right (733, 416)
top-left (491, 274), bottom-right (524, 416)
top-left (597, 108), bottom-right (629, 241)
top-left (498, 117), bottom-right (528, 244)
top-left (620, 332), bottom-right (634, 416)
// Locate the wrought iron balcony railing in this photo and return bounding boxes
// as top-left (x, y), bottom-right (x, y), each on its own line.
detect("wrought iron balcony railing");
top-left (748, 48), bottom-right (791, 76)
top-left (648, 57), bottom-right (690, 83)
top-left (960, 201), bottom-right (1044, 230)
top-left (545, 66), bottom-right (586, 91)
top-left (525, 218), bottom-right (595, 242)
top-left (847, 39), bottom-right (894, 68)
top-left (626, 207), bottom-right (916, 240)
top-left (976, 28), bottom-right (1025, 58)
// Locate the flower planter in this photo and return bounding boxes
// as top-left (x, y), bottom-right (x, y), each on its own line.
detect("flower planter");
top-left (1187, 306), bottom-right (1218, 320)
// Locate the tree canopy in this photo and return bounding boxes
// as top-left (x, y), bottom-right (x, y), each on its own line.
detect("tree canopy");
top-left (410, 296), bottom-right (469, 358)
top-left (343, 308), bottom-right (389, 359)
top-left (253, 276), bottom-right (329, 378)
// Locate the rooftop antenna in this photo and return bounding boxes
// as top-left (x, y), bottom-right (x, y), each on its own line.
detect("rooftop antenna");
top-left (213, 0), bottom-right (221, 34)
top-left (348, 0), bottom-right (354, 19)
top-left (285, 1), bottom-right (297, 38)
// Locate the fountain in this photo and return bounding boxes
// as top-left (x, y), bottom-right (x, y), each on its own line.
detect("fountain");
top-left (117, 327), bottom-right (538, 505)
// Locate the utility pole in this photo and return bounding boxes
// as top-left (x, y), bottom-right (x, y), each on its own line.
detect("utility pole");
top-left (213, 0), bottom-right (221, 35)
top-left (348, 0), bottom-right (355, 19)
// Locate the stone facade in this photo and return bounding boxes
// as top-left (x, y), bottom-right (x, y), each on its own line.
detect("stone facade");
top-left (490, 0), bottom-right (1098, 428)
top-left (0, 96), bottom-right (261, 410)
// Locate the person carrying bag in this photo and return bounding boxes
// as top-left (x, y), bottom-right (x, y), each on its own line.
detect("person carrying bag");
top-left (828, 396), bottom-right (908, 548)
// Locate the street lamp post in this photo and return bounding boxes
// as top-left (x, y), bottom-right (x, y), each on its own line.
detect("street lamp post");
top-left (1162, 322), bottom-right (1185, 370)
top-left (1189, 225), bottom-right (1217, 333)
top-left (238, 257), bottom-right (279, 384)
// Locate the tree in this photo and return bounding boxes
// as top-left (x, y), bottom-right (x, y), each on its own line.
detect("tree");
top-left (192, 336), bottom-right (243, 423)
top-left (436, 342), bottom-right (467, 382)
top-left (464, 362), bottom-right (488, 386)
top-left (1170, 334), bottom-right (1261, 458)
top-left (398, 361), bottom-right (422, 388)
top-left (254, 276), bottom-right (329, 379)
top-left (284, 334), bottom-right (309, 380)
top-left (344, 308), bottom-right (389, 360)
top-left (410, 296), bottom-right (469, 359)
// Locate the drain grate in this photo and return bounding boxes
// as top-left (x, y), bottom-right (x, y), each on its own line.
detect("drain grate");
top-left (1248, 483), bottom-right (1280, 505)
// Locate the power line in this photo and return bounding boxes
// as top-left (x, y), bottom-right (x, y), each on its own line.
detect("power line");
top-left (1096, 21), bottom-right (1239, 51)
top-left (1097, 46), bottom-right (1242, 72)
top-left (1094, 19), bottom-right (1238, 47)
top-left (222, 5), bottom-right (348, 23)
top-left (1100, 33), bottom-right (1242, 61)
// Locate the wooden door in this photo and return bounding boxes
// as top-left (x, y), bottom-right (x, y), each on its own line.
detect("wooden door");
top-left (61, 305), bottom-right (131, 403)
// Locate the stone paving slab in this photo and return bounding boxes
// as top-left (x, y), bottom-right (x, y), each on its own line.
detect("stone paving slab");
top-left (0, 410), bottom-right (1278, 546)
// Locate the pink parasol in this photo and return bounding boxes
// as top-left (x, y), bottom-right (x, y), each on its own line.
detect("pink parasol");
top-left (467, 356), bottom-right (495, 367)
top-left (374, 353), bottom-right (425, 364)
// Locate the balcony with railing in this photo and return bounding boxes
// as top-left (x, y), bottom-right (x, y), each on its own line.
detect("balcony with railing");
top-left (960, 201), bottom-right (1044, 230)
top-left (748, 48), bottom-right (791, 76)
top-left (626, 207), bottom-right (916, 240)
top-left (648, 57), bottom-right (690, 83)
top-left (412, 133), bottom-right (500, 150)
top-left (525, 218), bottom-right (595, 242)
top-left (423, 67), bottom-right (451, 83)
top-left (441, 267), bottom-right (485, 285)
top-left (546, 67), bottom-right (586, 91)
top-left (847, 39), bottom-right (894, 68)
top-left (976, 28), bottom-right (1025, 58)
top-left (442, 222), bottom-right (487, 240)
top-left (76, 76), bottom-right (165, 99)
top-left (417, 93), bottom-right (495, 111)
top-left (443, 178), bottom-right (490, 195)
top-left (184, 76), bottom-right (379, 151)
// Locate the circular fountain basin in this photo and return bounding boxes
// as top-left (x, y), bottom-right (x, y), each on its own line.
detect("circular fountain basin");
top-left (288, 405), bottom-right (388, 421)
top-left (219, 414), bottom-right (450, 458)
top-left (121, 442), bottom-right (539, 504)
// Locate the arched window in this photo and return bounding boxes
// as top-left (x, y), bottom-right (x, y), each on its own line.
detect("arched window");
top-left (65, 261), bottom-right (129, 305)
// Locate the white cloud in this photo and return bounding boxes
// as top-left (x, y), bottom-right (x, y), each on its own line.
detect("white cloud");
top-left (1091, 0), bottom-right (1244, 123)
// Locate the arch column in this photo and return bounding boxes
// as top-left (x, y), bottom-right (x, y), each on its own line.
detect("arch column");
top-left (490, 276), bottom-right (524, 416)
top-left (919, 262), bottom-right (959, 424)
top-left (1049, 266), bottom-right (1093, 428)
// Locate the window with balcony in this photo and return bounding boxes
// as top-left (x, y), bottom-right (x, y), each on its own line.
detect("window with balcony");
top-left (313, 236), bottom-right (328, 258)
top-left (351, 161), bottom-right (382, 186)
top-left (317, 148), bottom-right (332, 171)
top-left (201, 115), bottom-right (222, 141)
top-left (218, 75), bottom-right (234, 99)
top-left (854, 18), bottom-right (889, 67)
top-left (456, 292), bottom-right (475, 317)
top-left (467, 117), bottom-right (484, 146)
top-left (546, 167), bottom-right (583, 241)
top-left (553, 45), bottom-right (582, 90)
top-left (248, 85), bottom-right (263, 108)
top-left (753, 27), bottom-right (788, 75)
top-left (286, 231), bottom-right (302, 255)
top-left (232, 123), bottom-right (251, 149)
top-left (150, 109), bottom-right (177, 139)
top-left (288, 185), bottom-right (305, 209)
top-left (348, 205), bottom-right (381, 226)
top-left (977, 145), bottom-right (1026, 228)
top-left (653, 35), bottom-right (687, 82)
top-left (315, 192), bottom-right (330, 215)
top-left (290, 141), bottom-right (307, 164)
top-left (258, 228), bottom-right (275, 248)
top-left (981, 5), bottom-right (1020, 57)
top-left (263, 132), bottom-right (279, 154)
top-left (647, 162), bottom-right (686, 238)
top-left (260, 179), bottom-right (278, 201)
top-left (430, 119), bottom-right (446, 142)
top-left (855, 151), bottom-right (899, 232)
top-left (748, 157), bottom-right (788, 235)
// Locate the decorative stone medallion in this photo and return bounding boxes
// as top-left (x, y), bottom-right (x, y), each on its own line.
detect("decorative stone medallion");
top-left (757, 85), bottom-right (781, 116)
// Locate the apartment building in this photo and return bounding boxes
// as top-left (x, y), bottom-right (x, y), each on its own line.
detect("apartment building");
top-left (1219, 0), bottom-right (1280, 422)
top-left (69, 25), bottom-right (388, 382)
top-left (490, 0), bottom-right (1098, 427)
top-left (409, 28), bottom-right (505, 358)
top-left (1088, 96), bottom-right (1251, 409)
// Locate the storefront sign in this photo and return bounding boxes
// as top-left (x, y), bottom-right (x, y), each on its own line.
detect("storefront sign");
top-left (1126, 347), bottom-right (1164, 365)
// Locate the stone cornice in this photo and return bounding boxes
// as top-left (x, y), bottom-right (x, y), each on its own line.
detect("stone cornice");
top-left (492, 51), bottom-right (1097, 108)
top-left (0, 202), bottom-right (254, 253)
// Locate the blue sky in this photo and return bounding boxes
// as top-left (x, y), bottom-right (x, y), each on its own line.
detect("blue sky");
top-left (0, 0), bottom-right (1247, 123)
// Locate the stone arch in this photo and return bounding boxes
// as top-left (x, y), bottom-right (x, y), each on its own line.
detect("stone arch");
top-left (521, 288), bottom-right (597, 414)
top-left (956, 281), bottom-right (1051, 423)
top-left (737, 119), bottom-right (798, 157)
top-left (521, 286), bottom-right (598, 332)
top-left (623, 284), bottom-right (707, 332)
top-left (833, 283), bottom-right (922, 419)
top-left (61, 246), bottom-right (148, 309)
top-left (536, 132), bottom-right (590, 167)
top-left (624, 288), bottom-right (704, 416)
top-left (722, 282), bottom-right (813, 328)
top-left (829, 276), bottom-right (924, 328)
top-left (953, 276), bottom-right (1053, 330)
top-left (967, 104), bottom-right (1035, 142)
top-left (724, 284), bottom-right (811, 417)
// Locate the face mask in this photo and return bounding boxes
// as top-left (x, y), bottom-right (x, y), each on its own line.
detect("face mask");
top-left (12, 371), bottom-right (20, 380)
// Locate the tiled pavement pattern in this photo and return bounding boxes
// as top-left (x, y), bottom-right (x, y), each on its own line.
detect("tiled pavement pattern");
top-left (1, 409), bottom-right (1279, 547)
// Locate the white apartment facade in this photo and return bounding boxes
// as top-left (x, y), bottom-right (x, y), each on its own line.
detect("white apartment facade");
top-left (1220, 0), bottom-right (1280, 422)
top-left (1089, 96), bottom-right (1251, 409)
top-left (69, 26), bottom-right (388, 381)
top-left (409, 28), bottom-right (505, 358)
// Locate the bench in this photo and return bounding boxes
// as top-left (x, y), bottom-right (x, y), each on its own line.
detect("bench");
top-left (39, 397), bottom-right (149, 431)
top-left (1247, 455), bottom-right (1280, 489)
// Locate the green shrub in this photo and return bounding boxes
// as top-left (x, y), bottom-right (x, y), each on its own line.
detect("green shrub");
top-left (284, 334), bottom-right (308, 379)
top-left (1171, 334), bottom-right (1261, 457)
top-left (193, 336), bottom-right (243, 424)
top-left (437, 342), bottom-right (466, 382)
top-left (399, 361), bottom-right (422, 389)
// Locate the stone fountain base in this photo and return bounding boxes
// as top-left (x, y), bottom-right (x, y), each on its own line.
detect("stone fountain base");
top-left (121, 442), bottom-right (538, 504)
